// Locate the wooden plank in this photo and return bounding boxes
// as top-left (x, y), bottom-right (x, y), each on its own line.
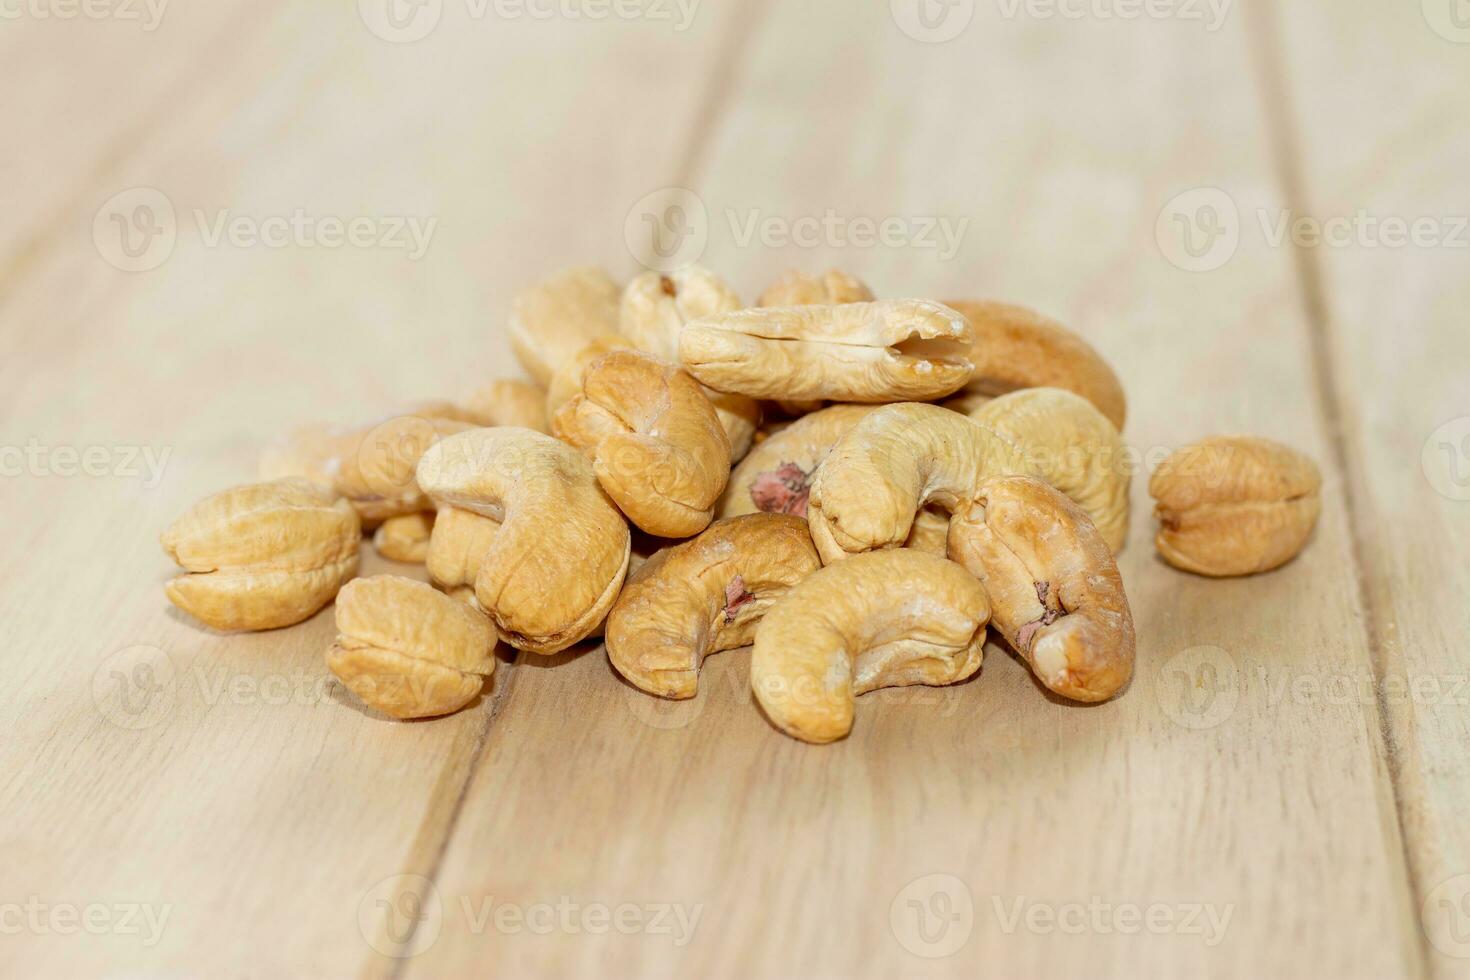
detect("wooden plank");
top-left (409, 3), bottom-right (1418, 977)
top-left (0, 6), bottom-right (746, 976)
top-left (1259, 1), bottom-right (1470, 974)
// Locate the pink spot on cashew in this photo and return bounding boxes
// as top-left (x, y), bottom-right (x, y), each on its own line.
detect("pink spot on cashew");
top-left (1016, 580), bottom-right (1062, 652)
top-left (749, 462), bottom-right (812, 517)
top-left (724, 575), bottom-right (756, 620)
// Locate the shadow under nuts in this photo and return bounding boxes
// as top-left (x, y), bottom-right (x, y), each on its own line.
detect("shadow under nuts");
top-left (415, 427), bottom-right (630, 653)
top-left (328, 575), bottom-right (497, 719)
top-left (161, 477), bottom-right (361, 631)
top-left (1150, 435), bottom-right (1322, 577)
top-left (751, 550), bottom-right (990, 744)
top-left (606, 514), bottom-right (821, 700)
top-left (553, 350), bottom-right (730, 538)
top-left (679, 300), bottom-right (975, 403)
top-left (948, 475), bottom-right (1135, 702)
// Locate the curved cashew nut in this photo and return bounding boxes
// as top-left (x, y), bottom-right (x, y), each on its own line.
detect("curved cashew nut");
top-left (508, 266), bottom-right (621, 386)
top-left (416, 427), bottom-right (630, 653)
top-left (618, 268), bottom-right (760, 461)
top-left (757, 268), bottom-right (874, 307)
top-left (606, 514), bottom-right (821, 699)
top-left (948, 475), bottom-right (1135, 702)
top-left (553, 350), bottom-right (730, 537)
top-left (969, 388), bottom-right (1131, 553)
top-left (945, 300), bottom-right (1127, 430)
top-left (750, 550), bottom-right (990, 744)
top-left (546, 334), bottom-right (632, 419)
top-left (719, 404), bottom-right (879, 519)
top-left (679, 300), bottom-right (974, 403)
top-left (425, 505), bottom-right (500, 596)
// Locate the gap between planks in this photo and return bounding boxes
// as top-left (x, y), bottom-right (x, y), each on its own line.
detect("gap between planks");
top-left (1244, 0), bottom-right (1431, 974)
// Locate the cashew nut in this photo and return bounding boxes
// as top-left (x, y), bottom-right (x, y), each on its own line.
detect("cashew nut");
top-left (606, 514), bottom-right (821, 699)
top-left (750, 550), bottom-right (990, 744)
top-left (757, 268), bottom-right (874, 307)
top-left (373, 511), bottom-right (434, 563)
top-left (458, 379), bottom-right (548, 433)
top-left (969, 387), bottom-right (1131, 553)
top-left (945, 300), bottom-right (1127, 430)
top-left (546, 334), bottom-right (633, 419)
top-left (553, 350), bottom-right (730, 537)
top-left (425, 505), bottom-right (499, 597)
top-left (1149, 435), bottom-right (1322, 577)
top-left (948, 475), bottom-right (1135, 702)
top-left (679, 300), bottom-right (974, 403)
top-left (719, 404), bottom-right (879, 519)
top-left (508, 266), bottom-right (621, 386)
top-left (415, 427), bottom-right (630, 653)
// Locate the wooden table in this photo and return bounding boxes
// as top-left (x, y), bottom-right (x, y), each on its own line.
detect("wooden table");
top-left (4, 2), bottom-right (1468, 976)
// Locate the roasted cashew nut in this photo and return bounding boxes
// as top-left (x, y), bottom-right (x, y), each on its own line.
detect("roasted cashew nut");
top-left (750, 550), bottom-right (990, 744)
top-left (606, 514), bottom-right (820, 699)
top-left (553, 350), bottom-right (730, 538)
top-left (373, 511), bottom-right (435, 563)
top-left (425, 505), bottom-right (500, 599)
top-left (458, 379), bottom-right (549, 433)
top-left (719, 404), bottom-right (879, 519)
top-left (508, 266), bottom-right (621, 386)
top-left (969, 387), bottom-right (1131, 553)
top-left (945, 300), bottom-right (1127, 430)
top-left (948, 475), bottom-right (1135, 702)
top-left (546, 334), bottom-right (632, 419)
top-left (679, 300), bottom-right (975, 403)
top-left (757, 268), bottom-right (874, 307)
top-left (416, 427), bottom-right (630, 653)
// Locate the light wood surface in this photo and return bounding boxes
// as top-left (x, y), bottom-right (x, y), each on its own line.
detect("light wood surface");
top-left (1, 2), bottom-right (1465, 977)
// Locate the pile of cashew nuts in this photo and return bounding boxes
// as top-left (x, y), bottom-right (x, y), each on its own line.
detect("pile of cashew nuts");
top-left (164, 265), bottom-right (1324, 744)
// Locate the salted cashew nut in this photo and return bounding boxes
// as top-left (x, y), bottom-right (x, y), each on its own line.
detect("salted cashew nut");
top-left (719, 404), bottom-right (879, 519)
top-left (679, 300), bottom-right (974, 403)
top-left (969, 388), bottom-right (1131, 553)
top-left (546, 334), bottom-right (632, 419)
top-left (758, 268), bottom-right (874, 308)
top-left (948, 475), bottom-right (1135, 702)
top-left (750, 550), bottom-right (990, 744)
top-left (945, 300), bottom-right (1127, 429)
top-left (415, 427), bottom-right (630, 653)
top-left (606, 515), bottom-right (820, 699)
top-left (328, 576), bottom-right (497, 719)
top-left (458, 379), bottom-right (548, 432)
top-left (373, 512), bottom-right (434, 563)
top-left (161, 477), bottom-right (361, 631)
top-left (508, 266), bottom-right (621, 386)
top-left (619, 268), bottom-right (760, 461)
top-left (1149, 435), bottom-right (1322, 577)
top-left (553, 350), bottom-right (730, 537)
top-left (425, 505), bottom-right (499, 599)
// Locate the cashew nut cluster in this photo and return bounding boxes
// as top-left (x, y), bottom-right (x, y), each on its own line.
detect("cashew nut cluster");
top-left (679, 300), bottom-right (975, 403)
top-left (416, 427), bottom-right (630, 653)
top-left (606, 515), bottom-right (820, 699)
top-left (751, 550), bottom-right (990, 744)
top-left (948, 476), bottom-right (1135, 702)
top-left (553, 350), bottom-right (730, 537)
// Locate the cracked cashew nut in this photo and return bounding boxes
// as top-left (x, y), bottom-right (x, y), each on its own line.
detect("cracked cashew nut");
top-left (750, 550), bottom-right (990, 744)
top-left (508, 266), bottom-right (621, 386)
top-left (161, 477), bottom-right (360, 631)
top-left (416, 427), bottom-right (630, 653)
top-left (328, 575), bottom-right (496, 719)
top-left (1149, 435), bottom-right (1322, 577)
top-left (969, 387), bottom-right (1131, 553)
top-left (679, 300), bottom-right (974, 403)
top-left (619, 268), bottom-right (760, 461)
top-left (606, 514), bottom-right (821, 699)
top-left (373, 511), bottom-right (434, 563)
top-left (945, 300), bottom-right (1127, 429)
top-left (757, 268), bottom-right (874, 307)
top-left (553, 349), bottom-right (730, 537)
top-left (948, 475), bottom-right (1135, 702)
